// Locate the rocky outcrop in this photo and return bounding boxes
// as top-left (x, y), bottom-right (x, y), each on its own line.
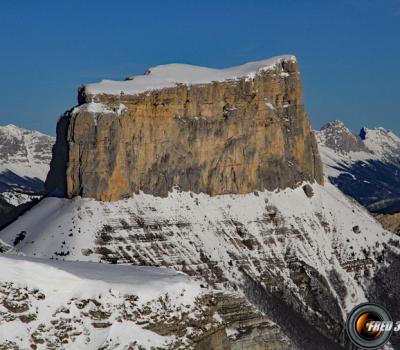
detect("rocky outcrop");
top-left (215, 293), bottom-right (294, 349)
top-left (46, 56), bottom-right (323, 201)
top-left (374, 212), bottom-right (400, 235)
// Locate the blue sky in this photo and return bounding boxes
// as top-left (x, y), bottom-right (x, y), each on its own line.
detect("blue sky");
top-left (0, 0), bottom-right (399, 135)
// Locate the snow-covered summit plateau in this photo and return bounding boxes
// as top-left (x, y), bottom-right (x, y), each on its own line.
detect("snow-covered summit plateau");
top-left (84, 55), bottom-right (296, 96)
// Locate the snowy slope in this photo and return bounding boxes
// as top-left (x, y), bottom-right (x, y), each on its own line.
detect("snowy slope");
top-left (0, 184), bottom-right (386, 270)
top-left (1, 183), bottom-right (396, 318)
top-left (84, 55), bottom-right (295, 96)
top-left (0, 124), bottom-right (54, 194)
top-left (316, 121), bottom-right (400, 213)
top-left (0, 254), bottom-right (222, 350)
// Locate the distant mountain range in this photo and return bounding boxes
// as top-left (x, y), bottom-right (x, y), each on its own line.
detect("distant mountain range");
top-left (0, 124), bottom-right (54, 227)
top-left (316, 120), bottom-right (400, 215)
top-left (0, 124), bottom-right (54, 192)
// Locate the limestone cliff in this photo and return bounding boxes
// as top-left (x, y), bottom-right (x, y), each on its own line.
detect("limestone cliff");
top-left (46, 56), bottom-right (323, 201)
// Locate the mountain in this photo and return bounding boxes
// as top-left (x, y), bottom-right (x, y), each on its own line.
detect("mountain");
top-left (0, 124), bottom-right (54, 192)
top-left (1, 57), bottom-right (400, 349)
top-left (46, 55), bottom-right (323, 200)
top-left (316, 120), bottom-right (400, 234)
top-left (316, 120), bottom-right (400, 214)
top-left (0, 124), bottom-right (55, 227)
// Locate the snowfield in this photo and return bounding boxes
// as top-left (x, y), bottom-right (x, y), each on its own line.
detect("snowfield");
top-left (0, 254), bottom-right (218, 349)
top-left (0, 255), bottom-right (202, 304)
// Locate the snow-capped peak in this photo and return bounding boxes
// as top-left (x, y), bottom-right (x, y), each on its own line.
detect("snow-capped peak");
top-left (0, 124), bottom-right (50, 140)
top-left (316, 120), bottom-right (400, 161)
top-left (0, 124), bottom-right (23, 138)
top-left (359, 126), bottom-right (400, 160)
top-left (317, 120), bottom-right (369, 154)
top-left (0, 124), bottom-right (55, 193)
top-left (320, 120), bottom-right (346, 130)
top-left (316, 120), bottom-right (400, 214)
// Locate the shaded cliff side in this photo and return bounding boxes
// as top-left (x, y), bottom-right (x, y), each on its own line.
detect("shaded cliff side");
top-left (46, 56), bottom-right (323, 201)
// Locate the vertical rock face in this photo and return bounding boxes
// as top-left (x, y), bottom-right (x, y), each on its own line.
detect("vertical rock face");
top-left (46, 56), bottom-right (323, 201)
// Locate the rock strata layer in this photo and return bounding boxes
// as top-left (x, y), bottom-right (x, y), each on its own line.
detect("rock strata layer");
top-left (46, 57), bottom-right (323, 201)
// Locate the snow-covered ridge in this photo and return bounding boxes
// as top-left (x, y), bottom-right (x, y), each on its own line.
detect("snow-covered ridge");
top-left (0, 191), bottom-right (40, 206)
top-left (84, 55), bottom-right (296, 96)
top-left (0, 254), bottom-right (202, 305)
top-left (0, 124), bottom-right (51, 143)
